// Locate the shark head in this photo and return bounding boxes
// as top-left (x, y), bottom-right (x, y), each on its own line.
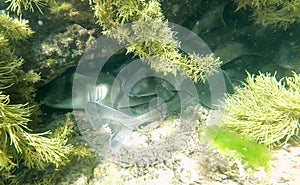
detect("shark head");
top-left (42, 72), bottom-right (116, 109)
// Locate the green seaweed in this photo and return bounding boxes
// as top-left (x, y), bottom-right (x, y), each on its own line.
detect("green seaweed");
top-left (91, 0), bottom-right (222, 82)
top-left (5, 0), bottom-right (46, 15)
top-left (0, 13), bottom-right (34, 43)
top-left (0, 11), bottom-right (90, 183)
top-left (234, 0), bottom-right (300, 28)
top-left (222, 72), bottom-right (300, 148)
top-left (49, 1), bottom-right (72, 15)
top-left (206, 126), bottom-right (272, 169)
top-left (48, 0), bottom-right (93, 21)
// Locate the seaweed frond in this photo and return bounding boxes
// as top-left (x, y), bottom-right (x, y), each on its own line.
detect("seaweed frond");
top-left (0, 12), bottom-right (83, 181)
top-left (204, 126), bottom-right (272, 169)
top-left (0, 12), bottom-right (40, 104)
top-left (234, 0), bottom-right (300, 28)
top-left (0, 59), bottom-right (23, 90)
top-left (91, 0), bottom-right (221, 82)
top-left (0, 93), bottom-right (74, 171)
top-left (222, 71), bottom-right (300, 148)
top-left (5, 0), bottom-right (46, 15)
top-left (0, 12), bottom-right (34, 43)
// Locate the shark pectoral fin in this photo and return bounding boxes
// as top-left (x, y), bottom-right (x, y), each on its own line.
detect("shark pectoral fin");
top-left (85, 101), bottom-right (141, 129)
top-left (135, 100), bottom-right (167, 126)
top-left (85, 102), bottom-right (141, 147)
top-left (85, 102), bottom-right (107, 130)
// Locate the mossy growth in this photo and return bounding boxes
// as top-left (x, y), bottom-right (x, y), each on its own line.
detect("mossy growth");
top-left (90, 0), bottom-right (222, 82)
top-left (222, 71), bottom-right (300, 148)
top-left (234, 0), bottom-right (300, 28)
top-left (48, 0), bottom-right (93, 21)
top-left (204, 126), bottom-right (272, 169)
top-left (0, 12), bottom-right (34, 43)
top-left (49, 1), bottom-right (72, 15)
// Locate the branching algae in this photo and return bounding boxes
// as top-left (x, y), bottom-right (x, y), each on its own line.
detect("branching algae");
top-left (0, 12), bottom-right (88, 183)
top-left (5, 0), bottom-right (46, 15)
top-left (234, 0), bottom-right (300, 28)
top-left (222, 72), bottom-right (300, 148)
top-left (90, 0), bottom-right (222, 82)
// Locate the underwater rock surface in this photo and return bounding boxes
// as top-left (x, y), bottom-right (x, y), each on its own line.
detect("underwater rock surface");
top-left (30, 24), bottom-right (96, 84)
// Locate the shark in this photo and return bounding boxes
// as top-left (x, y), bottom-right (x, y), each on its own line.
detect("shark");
top-left (41, 68), bottom-right (234, 147)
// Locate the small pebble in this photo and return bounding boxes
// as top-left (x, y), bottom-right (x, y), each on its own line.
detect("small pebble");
top-left (37, 20), bottom-right (43, 26)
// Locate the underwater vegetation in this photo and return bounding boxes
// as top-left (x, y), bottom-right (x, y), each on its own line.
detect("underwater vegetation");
top-left (234, 0), bottom-right (300, 28)
top-left (222, 72), bottom-right (300, 148)
top-left (5, 0), bottom-right (46, 15)
top-left (0, 7), bottom-right (90, 184)
top-left (47, 0), bottom-right (94, 22)
top-left (91, 0), bottom-right (222, 82)
top-left (2, 0), bottom-right (300, 183)
top-left (205, 126), bottom-right (272, 169)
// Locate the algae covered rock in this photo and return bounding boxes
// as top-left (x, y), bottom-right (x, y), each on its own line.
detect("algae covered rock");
top-left (31, 24), bottom-right (96, 84)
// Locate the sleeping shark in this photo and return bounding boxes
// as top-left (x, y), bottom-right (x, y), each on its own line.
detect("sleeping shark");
top-left (42, 71), bottom-right (178, 111)
top-left (41, 67), bottom-right (234, 147)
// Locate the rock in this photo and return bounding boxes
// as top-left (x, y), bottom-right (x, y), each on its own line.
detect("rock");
top-left (31, 24), bottom-right (96, 84)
